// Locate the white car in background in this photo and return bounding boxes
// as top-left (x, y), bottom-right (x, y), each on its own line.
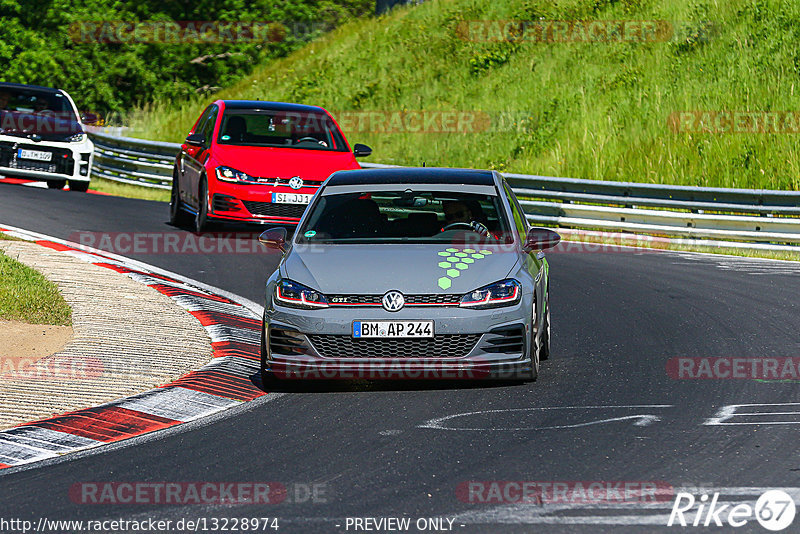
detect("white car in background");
top-left (0, 82), bottom-right (94, 192)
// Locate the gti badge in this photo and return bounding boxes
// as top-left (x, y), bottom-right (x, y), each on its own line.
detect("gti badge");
top-left (288, 176), bottom-right (303, 190)
top-left (382, 291), bottom-right (405, 312)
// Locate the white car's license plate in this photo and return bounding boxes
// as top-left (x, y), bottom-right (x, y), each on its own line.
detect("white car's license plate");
top-left (272, 192), bottom-right (311, 204)
top-left (353, 321), bottom-right (434, 338)
top-left (17, 149), bottom-right (52, 162)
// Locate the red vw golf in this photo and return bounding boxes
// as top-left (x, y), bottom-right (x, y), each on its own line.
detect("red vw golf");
top-left (170, 100), bottom-right (372, 232)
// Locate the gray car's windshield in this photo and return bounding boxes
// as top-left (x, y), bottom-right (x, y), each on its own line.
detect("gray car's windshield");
top-left (297, 191), bottom-right (513, 244)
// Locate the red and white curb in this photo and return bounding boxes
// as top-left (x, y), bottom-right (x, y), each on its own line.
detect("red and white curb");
top-left (0, 224), bottom-right (266, 470)
top-left (0, 176), bottom-right (107, 194)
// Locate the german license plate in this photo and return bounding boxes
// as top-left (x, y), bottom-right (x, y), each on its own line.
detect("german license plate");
top-left (17, 149), bottom-right (52, 162)
top-left (272, 192), bottom-right (311, 204)
top-left (353, 321), bottom-right (434, 338)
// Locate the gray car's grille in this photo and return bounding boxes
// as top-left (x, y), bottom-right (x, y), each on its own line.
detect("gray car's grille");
top-left (327, 294), bottom-right (462, 306)
top-left (307, 334), bottom-right (481, 359)
top-left (242, 201), bottom-right (307, 219)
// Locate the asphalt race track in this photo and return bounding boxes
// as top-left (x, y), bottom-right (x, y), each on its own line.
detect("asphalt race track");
top-left (1, 183), bottom-right (799, 533)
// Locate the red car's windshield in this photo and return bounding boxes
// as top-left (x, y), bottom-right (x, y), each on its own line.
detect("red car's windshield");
top-left (217, 109), bottom-right (348, 152)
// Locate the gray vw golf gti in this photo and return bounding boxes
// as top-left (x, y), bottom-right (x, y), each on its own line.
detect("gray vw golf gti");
top-left (258, 168), bottom-right (560, 381)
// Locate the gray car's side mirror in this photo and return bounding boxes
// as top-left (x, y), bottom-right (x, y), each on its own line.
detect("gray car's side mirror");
top-left (353, 143), bottom-right (372, 158)
top-left (523, 228), bottom-right (561, 252)
top-left (185, 133), bottom-right (206, 147)
top-left (259, 227), bottom-right (289, 253)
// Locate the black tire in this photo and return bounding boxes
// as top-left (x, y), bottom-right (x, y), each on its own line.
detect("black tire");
top-left (540, 294), bottom-right (551, 361)
top-left (526, 310), bottom-right (540, 382)
top-left (195, 177), bottom-right (209, 234)
top-left (47, 180), bottom-right (66, 190)
top-left (260, 315), bottom-right (275, 384)
top-left (169, 173), bottom-right (191, 227)
top-left (68, 180), bottom-right (89, 192)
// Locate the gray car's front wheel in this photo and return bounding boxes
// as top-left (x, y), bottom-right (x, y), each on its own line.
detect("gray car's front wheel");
top-left (540, 295), bottom-right (551, 361)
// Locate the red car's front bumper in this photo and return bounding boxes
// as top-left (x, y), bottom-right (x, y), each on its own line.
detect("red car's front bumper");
top-left (208, 181), bottom-right (318, 225)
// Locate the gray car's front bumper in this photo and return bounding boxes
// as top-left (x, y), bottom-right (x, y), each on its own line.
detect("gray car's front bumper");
top-left (263, 299), bottom-right (536, 380)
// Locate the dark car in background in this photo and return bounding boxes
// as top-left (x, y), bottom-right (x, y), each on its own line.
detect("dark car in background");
top-left (0, 83), bottom-right (94, 192)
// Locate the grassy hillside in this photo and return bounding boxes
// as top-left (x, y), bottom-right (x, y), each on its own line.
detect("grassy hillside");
top-left (130, 0), bottom-right (800, 190)
top-left (1, 0), bottom-right (371, 112)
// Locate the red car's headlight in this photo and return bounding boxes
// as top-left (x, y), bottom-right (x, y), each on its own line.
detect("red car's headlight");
top-left (216, 166), bottom-right (256, 183)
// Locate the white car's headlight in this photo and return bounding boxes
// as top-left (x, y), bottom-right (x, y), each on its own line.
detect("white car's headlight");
top-left (460, 279), bottom-right (522, 309)
top-left (65, 133), bottom-right (87, 143)
top-left (274, 279), bottom-right (329, 309)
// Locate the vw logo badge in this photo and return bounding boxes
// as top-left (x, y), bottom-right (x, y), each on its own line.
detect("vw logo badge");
top-left (288, 176), bottom-right (303, 190)
top-left (382, 291), bottom-right (405, 312)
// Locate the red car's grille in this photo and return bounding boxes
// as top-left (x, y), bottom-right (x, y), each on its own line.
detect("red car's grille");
top-left (241, 201), bottom-right (307, 219)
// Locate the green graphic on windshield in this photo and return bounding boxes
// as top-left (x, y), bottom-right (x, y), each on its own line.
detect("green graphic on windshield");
top-left (436, 248), bottom-right (492, 289)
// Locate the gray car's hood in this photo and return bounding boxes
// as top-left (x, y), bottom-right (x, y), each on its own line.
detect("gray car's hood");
top-left (283, 244), bottom-right (519, 294)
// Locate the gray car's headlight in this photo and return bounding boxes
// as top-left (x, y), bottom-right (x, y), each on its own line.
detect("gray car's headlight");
top-left (274, 279), bottom-right (329, 309)
top-left (459, 279), bottom-right (521, 309)
top-left (216, 166), bottom-right (257, 183)
top-left (65, 133), bottom-right (86, 143)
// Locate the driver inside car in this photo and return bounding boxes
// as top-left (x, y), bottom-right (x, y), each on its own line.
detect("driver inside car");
top-left (442, 199), bottom-right (490, 237)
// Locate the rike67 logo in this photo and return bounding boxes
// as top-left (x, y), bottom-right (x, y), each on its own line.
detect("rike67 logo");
top-left (668, 490), bottom-right (796, 531)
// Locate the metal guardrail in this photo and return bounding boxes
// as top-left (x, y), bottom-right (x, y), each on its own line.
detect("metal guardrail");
top-left (89, 131), bottom-right (180, 190)
top-left (87, 132), bottom-right (800, 247)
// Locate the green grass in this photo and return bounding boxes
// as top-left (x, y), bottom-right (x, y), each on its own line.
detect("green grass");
top-left (0, 250), bottom-right (72, 325)
top-left (128, 0), bottom-right (800, 191)
top-left (89, 177), bottom-right (170, 202)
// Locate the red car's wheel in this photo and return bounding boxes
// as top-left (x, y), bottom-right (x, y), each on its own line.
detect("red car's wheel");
top-left (195, 178), bottom-right (209, 234)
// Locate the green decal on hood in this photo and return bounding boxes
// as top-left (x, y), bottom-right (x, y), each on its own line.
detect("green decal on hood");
top-left (436, 248), bottom-right (492, 289)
